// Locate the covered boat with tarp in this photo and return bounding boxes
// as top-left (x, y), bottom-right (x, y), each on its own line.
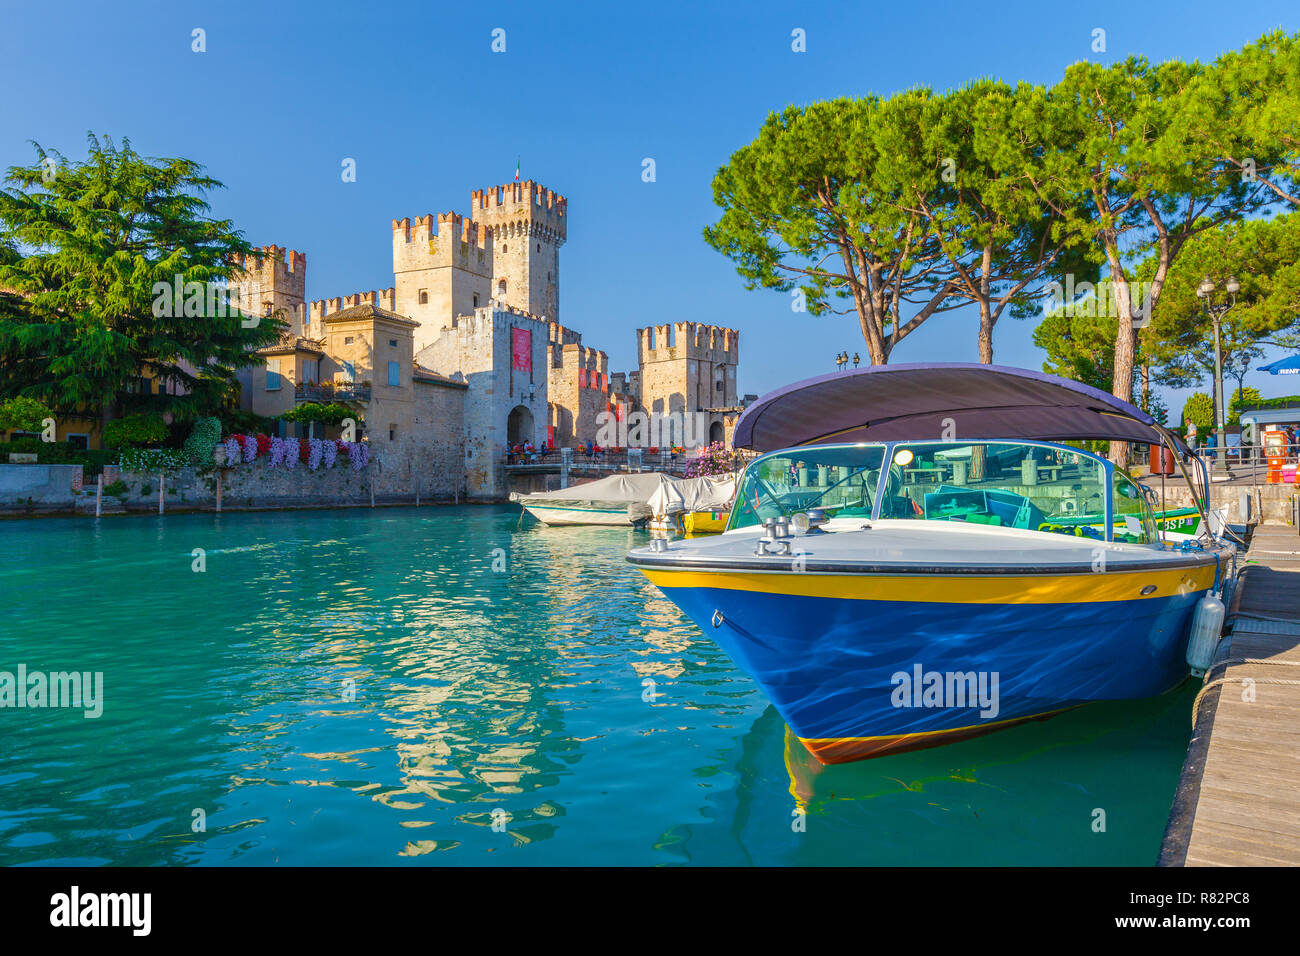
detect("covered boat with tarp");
top-left (646, 475), bottom-right (737, 535)
top-left (515, 472), bottom-right (677, 526)
top-left (627, 364), bottom-right (1235, 763)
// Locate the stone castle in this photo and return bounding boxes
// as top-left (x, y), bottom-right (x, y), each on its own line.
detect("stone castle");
top-left (229, 180), bottom-right (741, 499)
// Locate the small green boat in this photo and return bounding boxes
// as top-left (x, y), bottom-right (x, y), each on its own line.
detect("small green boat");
top-left (1051, 506), bottom-right (1202, 539)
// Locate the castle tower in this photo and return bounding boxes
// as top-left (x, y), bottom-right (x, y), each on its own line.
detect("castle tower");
top-left (471, 181), bottom-right (566, 323)
top-left (635, 322), bottom-right (740, 446)
top-left (392, 213), bottom-right (493, 353)
top-left (229, 246), bottom-right (306, 335)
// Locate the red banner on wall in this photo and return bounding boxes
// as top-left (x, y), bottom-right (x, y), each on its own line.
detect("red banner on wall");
top-left (511, 327), bottom-right (531, 372)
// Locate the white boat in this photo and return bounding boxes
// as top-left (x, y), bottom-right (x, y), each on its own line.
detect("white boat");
top-left (514, 472), bottom-right (677, 526)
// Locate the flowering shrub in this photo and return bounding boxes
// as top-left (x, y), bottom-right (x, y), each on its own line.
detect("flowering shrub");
top-left (345, 441), bottom-right (370, 471)
top-left (683, 441), bottom-right (735, 479)
top-left (184, 416), bottom-right (221, 467)
top-left (219, 432), bottom-right (369, 471)
top-left (118, 448), bottom-right (189, 473)
top-left (267, 436), bottom-right (286, 468)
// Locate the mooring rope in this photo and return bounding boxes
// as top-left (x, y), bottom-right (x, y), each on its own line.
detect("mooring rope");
top-left (1191, 657), bottom-right (1300, 726)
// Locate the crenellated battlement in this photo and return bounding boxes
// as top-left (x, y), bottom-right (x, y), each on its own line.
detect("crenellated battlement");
top-left (470, 180), bottom-right (567, 243)
top-left (637, 322), bottom-right (740, 364)
top-left (229, 245), bottom-right (306, 294)
top-left (546, 319), bottom-right (582, 347)
top-left (392, 211), bottom-right (493, 283)
top-left (310, 288), bottom-right (398, 325)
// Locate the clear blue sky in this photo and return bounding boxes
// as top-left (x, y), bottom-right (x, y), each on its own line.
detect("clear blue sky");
top-left (2, 0), bottom-right (1297, 414)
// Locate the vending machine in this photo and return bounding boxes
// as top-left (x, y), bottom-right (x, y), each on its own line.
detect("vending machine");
top-left (1262, 428), bottom-right (1288, 483)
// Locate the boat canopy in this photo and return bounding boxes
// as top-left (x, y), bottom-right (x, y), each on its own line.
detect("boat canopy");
top-left (517, 472), bottom-right (678, 518)
top-left (733, 364), bottom-right (1190, 456)
top-left (645, 475), bottom-right (737, 518)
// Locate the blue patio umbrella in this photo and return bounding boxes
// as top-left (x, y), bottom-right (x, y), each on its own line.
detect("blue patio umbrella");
top-left (1257, 354), bottom-right (1300, 375)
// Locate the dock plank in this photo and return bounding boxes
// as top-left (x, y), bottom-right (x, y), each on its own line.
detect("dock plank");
top-left (1160, 523), bottom-right (1300, 867)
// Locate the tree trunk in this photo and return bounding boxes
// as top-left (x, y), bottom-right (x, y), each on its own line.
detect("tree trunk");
top-left (1108, 276), bottom-right (1137, 469)
top-left (978, 299), bottom-right (994, 365)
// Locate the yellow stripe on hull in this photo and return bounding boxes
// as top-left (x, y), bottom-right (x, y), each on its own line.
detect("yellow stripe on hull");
top-left (798, 707), bottom-right (1076, 763)
top-left (640, 562), bottom-right (1214, 605)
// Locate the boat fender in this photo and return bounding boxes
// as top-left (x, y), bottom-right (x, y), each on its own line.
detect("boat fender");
top-left (1186, 593), bottom-right (1226, 678)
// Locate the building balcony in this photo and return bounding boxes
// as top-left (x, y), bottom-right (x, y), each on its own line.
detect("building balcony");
top-left (295, 382), bottom-right (371, 403)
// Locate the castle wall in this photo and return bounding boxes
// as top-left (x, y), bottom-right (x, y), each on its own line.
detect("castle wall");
top-left (548, 343), bottom-right (609, 447)
top-left (415, 305), bottom-right (549, 499)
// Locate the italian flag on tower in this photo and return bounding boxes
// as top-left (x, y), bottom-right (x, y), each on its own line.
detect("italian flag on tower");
top-left (515, 157), bottom-right (520, 182)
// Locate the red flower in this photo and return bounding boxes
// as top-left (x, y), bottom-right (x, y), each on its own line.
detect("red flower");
top-left (255, 433), bottom-right (271, 456)
top-left (299, 439), bottom-right (311, 462)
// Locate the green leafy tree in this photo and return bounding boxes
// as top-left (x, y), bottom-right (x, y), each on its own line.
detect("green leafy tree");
top-left (1007, 52), bottom-right (1282, 463)
top-left (1229, 386), bottom-right (1264, 425)
top-left (875, 81), bottom-right (1096, 363)
top-left (704, 97), bottom-right (965, 365)
top-left (0, 134), bottom-right (282, 432)
top-left (103, 412), bottom-right (166, 448)
top-left (1142, 213), bottom-right (1300, 393)
top-left (1186, 32), bottom-right (1300, 210)
top-left (1182, 392), bottom-right (1215, 432)
top-left (0, 395), bottom-right (52, 432)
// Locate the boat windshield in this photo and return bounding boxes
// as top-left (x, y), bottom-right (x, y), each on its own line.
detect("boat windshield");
top-left (729, 445), bottom-right (887, 529)
top-left (1111, 468), bottom-right (1160, 544)
top-left (729, 440), bottom-right (1162, 542)
top-left (878, 441), bottom-right (1110, 537)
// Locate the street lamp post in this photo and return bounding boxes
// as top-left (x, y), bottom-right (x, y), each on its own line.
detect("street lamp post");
top-left (1195, 275), bottom-right (1240, 473)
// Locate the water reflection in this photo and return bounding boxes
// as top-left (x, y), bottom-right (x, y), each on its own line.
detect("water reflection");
top-left (0, 508), bottom-right (1191, 866)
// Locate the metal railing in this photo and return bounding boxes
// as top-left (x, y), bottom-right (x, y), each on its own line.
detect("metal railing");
top-left (504, 447), bottom-right (757, 474)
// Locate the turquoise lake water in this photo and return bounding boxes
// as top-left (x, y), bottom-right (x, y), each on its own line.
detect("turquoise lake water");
top-left (0, 506), bottom-right (1195, 866)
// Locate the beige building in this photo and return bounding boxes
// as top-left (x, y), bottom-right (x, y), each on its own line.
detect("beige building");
top-left (228, 180), bottom-right (742, 496)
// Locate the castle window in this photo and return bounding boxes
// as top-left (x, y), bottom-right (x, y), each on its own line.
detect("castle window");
top-left (389, 425), bottom-right (397, 441)
top-left (344, 336), bottom-right (354, 345)
top-left (473, 294), bottom-right (480, 308)
top-left (418, 290), bottom-right (428, 305)
top-left (388, 361), bottom-right (400, 387)
top-left (501, 244), bottom-right (507, 254)
top-left (389, 339), bottom-right (397, 348)
top-left (497, 279), bottom-right (507, 295)
top-left (537, 243), bottom-right (541, 252)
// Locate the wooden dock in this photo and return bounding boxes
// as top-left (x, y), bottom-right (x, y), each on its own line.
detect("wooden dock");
top-left (1160, 521), bottom-right (1300, 866)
